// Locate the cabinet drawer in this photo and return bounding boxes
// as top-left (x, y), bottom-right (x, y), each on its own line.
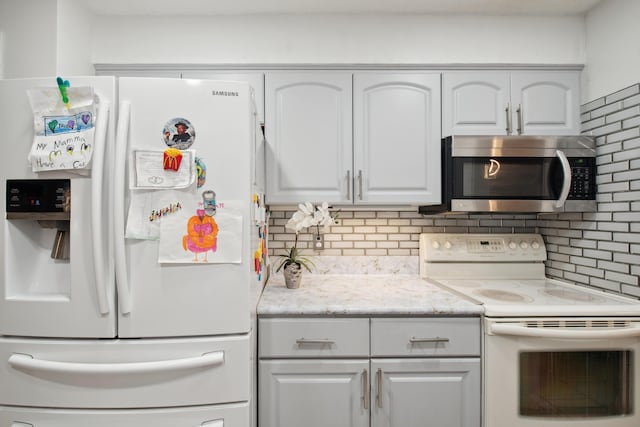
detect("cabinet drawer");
top-left (371, 318), bottom-right (480, 357)
top-left (259, 318), bottom-right (369, 358)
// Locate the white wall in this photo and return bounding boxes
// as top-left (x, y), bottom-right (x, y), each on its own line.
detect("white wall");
top-left (0, 0), bottom-right (57, 78)
top-left (584, 0), bottom-right (640, 101)
top-left (91, 14), bottom-right (586, 66)
top-left (57, 0), bottom-right (94, 76)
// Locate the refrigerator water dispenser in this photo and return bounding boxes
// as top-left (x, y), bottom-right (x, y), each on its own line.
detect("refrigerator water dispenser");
top-left (4, 179), bottom-right (72, 299)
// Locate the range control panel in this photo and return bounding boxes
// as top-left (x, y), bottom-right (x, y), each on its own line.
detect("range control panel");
top-left (419, 233), bottom-right (546, 263)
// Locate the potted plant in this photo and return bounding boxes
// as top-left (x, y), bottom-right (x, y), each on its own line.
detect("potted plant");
top-left (275, 202), bottom-right (335, 289)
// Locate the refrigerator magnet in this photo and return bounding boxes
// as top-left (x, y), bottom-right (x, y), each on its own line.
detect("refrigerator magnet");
top-left (195, 157), bottom-right (206, 188)
top-left (162, 117), bottom-right (195, 150)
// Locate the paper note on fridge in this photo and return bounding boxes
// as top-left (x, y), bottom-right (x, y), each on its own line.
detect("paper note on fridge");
top-left (158, 199), bottom-right (243, 264)
top-left (132, 150), bottom-right (195, 189)
top-left (29, 128), bottom-right (95, 172)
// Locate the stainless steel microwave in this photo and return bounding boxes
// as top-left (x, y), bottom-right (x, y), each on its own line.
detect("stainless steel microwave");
top-left (420, 135), bottom-right (597, 214)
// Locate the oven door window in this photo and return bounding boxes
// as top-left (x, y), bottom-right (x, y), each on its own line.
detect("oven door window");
top-left (452, 157), bottom-right (562, 199)
top-left (519, 350), bottom-right (633, 417)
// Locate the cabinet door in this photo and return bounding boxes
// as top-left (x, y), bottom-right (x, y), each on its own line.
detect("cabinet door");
top-left (442, 71), bottom-right (510, 136)
top-left (259, 359), bottom-right (369, 427)
top-left (510, 71), bottom-right (580, 135)
top-left (265, 72), bottom-right (352, 204)
top-left (353, 73), bottom-right (441, 205)
top-left (371, 358), bottom-right (480, 427)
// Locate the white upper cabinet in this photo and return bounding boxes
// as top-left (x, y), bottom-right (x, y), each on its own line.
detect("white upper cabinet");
top-left (266, 71), bottom-right (441, 205)
top-left (353, 73), bottom-right (441, 205)
top-left (443, 70), bottom-right (580, 136)
top-left (265, 72), bottom-right (352, 204)
top-left (510, 71), bottom-right (581, 135)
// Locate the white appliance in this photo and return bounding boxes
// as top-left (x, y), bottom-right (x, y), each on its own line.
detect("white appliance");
top-left (0, 77), bottom-right (266, 425)
top-left (420, 233), bottom-right (640, 427)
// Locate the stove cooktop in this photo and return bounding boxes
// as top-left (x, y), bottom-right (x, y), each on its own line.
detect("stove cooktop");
top-left (432, 277), bottom-right (640, 317)
top-left (419, 233), bottom-right (640, 317)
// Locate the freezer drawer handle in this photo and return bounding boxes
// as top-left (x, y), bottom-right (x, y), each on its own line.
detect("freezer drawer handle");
top-left (11, 423), bottom-right (33, 427)
top-left (202, 419), bottom-right (224, 427)
top-left (8, 351), bottom-right (224, 376)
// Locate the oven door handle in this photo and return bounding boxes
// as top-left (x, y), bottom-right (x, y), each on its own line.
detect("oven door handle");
top-left (555, 150), bottom-right (572, 208)
top-left (489, 323), bottom-right (640, 339)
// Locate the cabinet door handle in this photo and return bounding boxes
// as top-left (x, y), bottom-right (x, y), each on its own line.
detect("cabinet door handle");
top-left (505, 103), bottom-right (512, 134)
top-left (409, 336), bottom-right (450, 344)
top-left (346, 170), bottom-right (351, 200)
top-left (358, 170), bottom-right (363, 200)
top-left (376, 368), bottom-right (383, 408)
top-left (516, 104), bottom-right (523, 134)
top-left (295, 338), bottom-right (336, 345)
top-left (362, 368), bottom-right (370, 410)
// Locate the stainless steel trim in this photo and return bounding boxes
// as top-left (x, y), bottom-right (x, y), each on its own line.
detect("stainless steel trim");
top-left (409, 337), bottom-right (450, 344)
top-left (295, 338), bottom-right (336, 345)
top-left (346, 170), bottom-right (351, 200)
top-left (516, 104), bottom-right (523, 135)
top-left (376, 368), bottom-right (382, 409)
top-left (451, 199), bottom-right (596, 213)
top-left (449, 135), bottom-right (596, 158)
top-left (363, 369), bottom-right (370, 410)
top-left (358, 170), bottom-right (363, 200)
top-left (505, 104), bottom-right (512, 135)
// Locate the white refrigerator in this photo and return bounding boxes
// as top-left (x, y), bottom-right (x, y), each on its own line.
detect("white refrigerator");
top-left (0, 77), bottom-right (267, 426)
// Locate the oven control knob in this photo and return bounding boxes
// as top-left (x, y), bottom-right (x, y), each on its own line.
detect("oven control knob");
top-left (444, 241), bottom-right (452, 249)
top-left (520, 241), bottom-right (529, 249)
top-left (431, 241), bottom-right (440, 249)
top-left (508, 241), bottom-right (517, 250)
top-left (531, 241), bottom-right (540, 249)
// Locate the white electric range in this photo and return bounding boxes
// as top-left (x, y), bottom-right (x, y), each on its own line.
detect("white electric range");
top-left (419, 233), bottom-right (640, 427)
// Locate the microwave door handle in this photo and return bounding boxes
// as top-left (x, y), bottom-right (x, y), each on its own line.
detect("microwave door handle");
top-left (555, 150), bottom-right (572, 208)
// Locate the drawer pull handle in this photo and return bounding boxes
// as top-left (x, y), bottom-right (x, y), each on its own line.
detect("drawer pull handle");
top-left (295, 338), bottom-right (336, 345)
top-left (409, 337), bottom-right (450, 344)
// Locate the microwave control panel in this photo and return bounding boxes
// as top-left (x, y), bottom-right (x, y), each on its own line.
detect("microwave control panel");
top-left (568, 157), bottom-right (596, 200)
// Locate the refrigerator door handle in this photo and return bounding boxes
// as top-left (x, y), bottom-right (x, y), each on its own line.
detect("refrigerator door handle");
top-left (92, 101), bottom-right (111, 315)
top-left (201, 420), bottom-right (224, 427)
top-left (114, 101), bottom-right (132, 314)
top-left (8, 351), bottom-right (224, 376)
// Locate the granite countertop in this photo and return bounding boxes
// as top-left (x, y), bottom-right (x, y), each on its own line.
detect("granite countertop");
top-left (257, 273), bottom-right (483, 317)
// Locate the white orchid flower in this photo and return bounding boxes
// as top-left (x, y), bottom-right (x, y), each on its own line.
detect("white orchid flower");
top-left (314, 202), bottom-right (335, 231)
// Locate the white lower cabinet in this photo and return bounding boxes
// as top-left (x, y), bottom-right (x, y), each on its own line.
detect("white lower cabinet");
top-left (371, 358), bottom-right (480, 427)
top-left (259, 359), bottom-right (369, 427)
top-left (258, 317), bottom-right (481, 427)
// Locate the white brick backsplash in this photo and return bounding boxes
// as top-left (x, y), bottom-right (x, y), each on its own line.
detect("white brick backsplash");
top-left (269, 210), bottom-right (536, 257)
top-left (541, 82), bottom-right (640, 299)
top-left (606, 84), bottom-right (640, 104)
top-left (606, 105), bottom-right (640, 123)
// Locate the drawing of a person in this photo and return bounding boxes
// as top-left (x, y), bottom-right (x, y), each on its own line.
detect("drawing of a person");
top-left (182, 208), bottom-right (219, 262)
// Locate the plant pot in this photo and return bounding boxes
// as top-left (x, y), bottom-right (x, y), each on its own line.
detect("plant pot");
top-left (283, 263), bottom-right (303, 289)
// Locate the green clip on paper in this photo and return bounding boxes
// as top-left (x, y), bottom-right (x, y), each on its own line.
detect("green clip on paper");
top-left (56, 76), bottom-right (71, 108)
